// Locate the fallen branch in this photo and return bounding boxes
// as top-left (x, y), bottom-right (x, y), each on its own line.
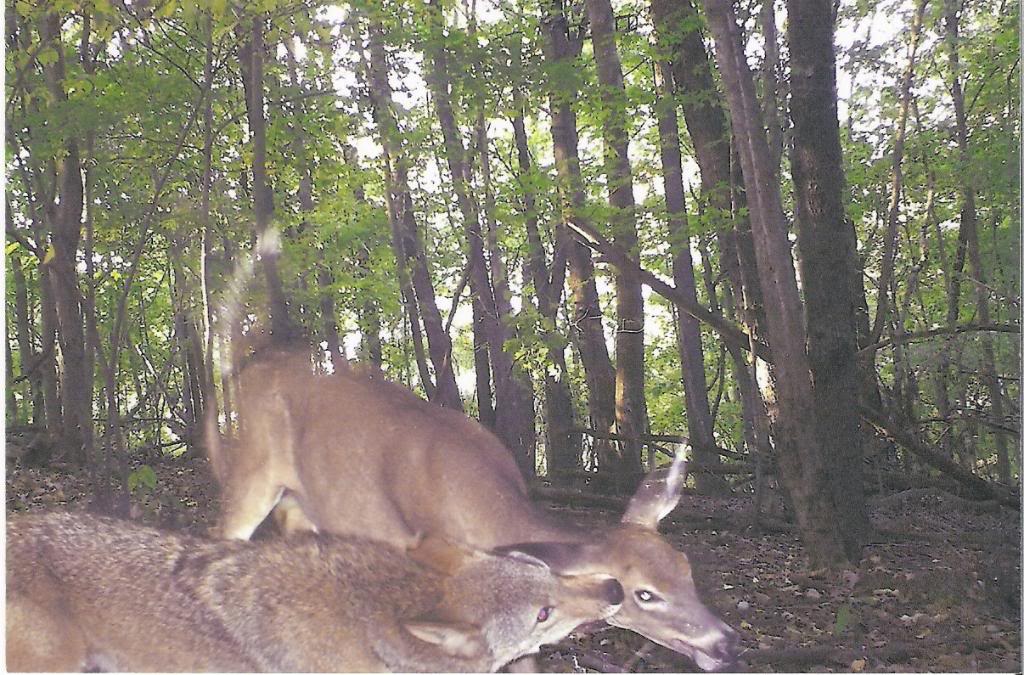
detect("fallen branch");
top-left (860, 405), bottom-right (1019, 509)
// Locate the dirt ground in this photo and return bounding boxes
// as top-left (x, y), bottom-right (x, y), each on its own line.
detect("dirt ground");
top-left (6, 454), bottom-right (1021, 673)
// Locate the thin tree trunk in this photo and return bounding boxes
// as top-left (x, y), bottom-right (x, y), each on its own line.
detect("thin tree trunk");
top-left (12, 253), bottom-right (43, 426)
top-left (870, 0), bottom-right (927, 346)
top-left (540, 0), bottom-right (619, 484)
top-left (199, 8), bottom-right (220, 441)
top-left (512, 76), bottom-right (580, 474)
top-left (944, 0), bottom-right (1010, 481)
top-left (422, 0), bottom-right (533, 473)
top-left (787, 0), bottom-right (871, 556)
top-left (704, 0), bottom-right (848, 567)
top-left (585, 0), bottom-right (647, 479)
top-left (477, 109), bottom-right (536, 474)
top-left (237, 12), bottom-right (297, 345)
top-left (361, 13), bottom-right (461, 409)
top-left (649, 47), bottom-right (726, 493)
top-left (654, 0), bottom-right (770, 496)
top-left (38, 263), bottom-right (62, 434)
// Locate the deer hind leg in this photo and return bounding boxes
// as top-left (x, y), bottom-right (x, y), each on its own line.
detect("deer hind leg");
top-left (217, 481), bottom-right (286, 540)
top-left (271, 492), bottom-right (318, 535)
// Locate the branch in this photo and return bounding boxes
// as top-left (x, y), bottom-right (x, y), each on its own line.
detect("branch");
top-left (568, 427), bottom-right (750, 462)
top-left (564, 219), bottom-right (772, 361)
top-left (857, 322), bottom-right (1019, 357)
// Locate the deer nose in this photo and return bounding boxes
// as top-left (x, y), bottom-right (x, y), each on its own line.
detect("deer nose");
top-left (711, 622), bottom-right (740, 663)
top-left (601, 578), bottom-right (625, 605)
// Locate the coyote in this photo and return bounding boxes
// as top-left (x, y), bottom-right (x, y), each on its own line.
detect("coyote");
top-left (6, 511), bottom-right (624, 672)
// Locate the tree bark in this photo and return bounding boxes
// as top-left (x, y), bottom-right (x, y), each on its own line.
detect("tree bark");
top-left (585, 0), bottom-right (647, 478)
top-left (787, 0), bottom-right (871, 556)
top-left (703, 0), bottom-right (848, 566)
top-left (540, 0), bottom-right (619, 484)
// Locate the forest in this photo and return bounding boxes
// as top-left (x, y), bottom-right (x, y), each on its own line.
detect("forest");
top-left (4, 0), bottom-right (1021, 671)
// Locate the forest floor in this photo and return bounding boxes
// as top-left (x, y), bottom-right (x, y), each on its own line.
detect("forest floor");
top-left (6, 453), bottom-right (1021, 673)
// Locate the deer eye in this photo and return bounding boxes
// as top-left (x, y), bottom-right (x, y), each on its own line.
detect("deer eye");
top-left (635, 589), bottom-right (661, 603)
top-left (536, 606), bottom-right (554, 623)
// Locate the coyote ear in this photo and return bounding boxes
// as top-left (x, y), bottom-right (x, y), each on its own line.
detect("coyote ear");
top-left (402, 620), bottom-right (487, 659)
top-left (407, 535), bottom-right (478, 574)
top-left (622, 451), bottom-right (688, 529)
top-left (490, 542), bottom-right (587, 574)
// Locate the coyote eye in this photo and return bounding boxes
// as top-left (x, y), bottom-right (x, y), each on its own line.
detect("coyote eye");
top-left (536, 606), bottom-right (554, 623)
top-left (635, 589), bottom-right (660, 603)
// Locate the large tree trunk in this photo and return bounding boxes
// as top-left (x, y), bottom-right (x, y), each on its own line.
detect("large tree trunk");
top-left (585, 0), bottom-right (646, 479)
top-left (944, 0), bottom-right (1010, 482)
top-left (39, 11), bottom-right (92, 465)
top-left (422, 0), bottom-right (534, 475)
top-left (540, 0), bottom-right (619, 483)
top-left (650, 12), bottom-right (726, 494)
top-left (704, 0), bottom-right (848, 567)
top-left (787, 0), bottom-right (871, 557)
top-left (237, 13), bottom-right (298, 345)
top-left (362, 13), bottom-right (462, 409)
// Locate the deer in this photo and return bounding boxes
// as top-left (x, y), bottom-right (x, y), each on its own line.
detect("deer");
top-left (208, 350), bottom-right (740, 671)
top-left (6, 511), bottom-right (624, 672)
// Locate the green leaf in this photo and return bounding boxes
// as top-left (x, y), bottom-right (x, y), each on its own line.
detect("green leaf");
top-left (42, 244), bottom-right (56, 265)
top-left (37, 47), bottom-right (58, 68)
top-left (128, 465), bottom-right (157, 493)
top-left (6, 242), bottom-right (20, 255)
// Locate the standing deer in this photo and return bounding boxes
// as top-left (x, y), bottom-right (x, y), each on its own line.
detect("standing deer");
top-left (208, 351), bottom-right (739, 671)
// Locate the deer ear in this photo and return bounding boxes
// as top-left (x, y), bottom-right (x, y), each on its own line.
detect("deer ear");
top-left (622, 452), bottom-right (688, 529)
top-left (402, 620), bottom-right (487, 659)
top-left (490, 542), bottom-right (587, 573)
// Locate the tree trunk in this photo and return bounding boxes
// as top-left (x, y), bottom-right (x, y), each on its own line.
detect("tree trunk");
top-left (199, 9), bottom-right (220, 440)
top-left (361, 13), bottom-right (462, 409)
top-left (704, 0), bottom-right (848, 567)
top-left (511, 74), bottom-right (580, 474)
top-left (39, 11), bottom-right (92, 465)
top-left (650, 14), bottom-right (726, 494)
top-left (422, 0), bottom-right (534, 474)
top-left (237, 13), bottom-right (298, 345)
top-left (944, 0), bottom-right (1010, 482)
top-left (12, 253), bottom-right (44, 426)
top-left (787, 0), bottom-right (871, 556)
top-left (585, 0), bottom-right (647, 479)
top-left (870, 0), bottom-right (927, 345)
top-left (38, 264), bottom-right (62, 435)
top-left (540, 0), bottom-right (619, 483)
